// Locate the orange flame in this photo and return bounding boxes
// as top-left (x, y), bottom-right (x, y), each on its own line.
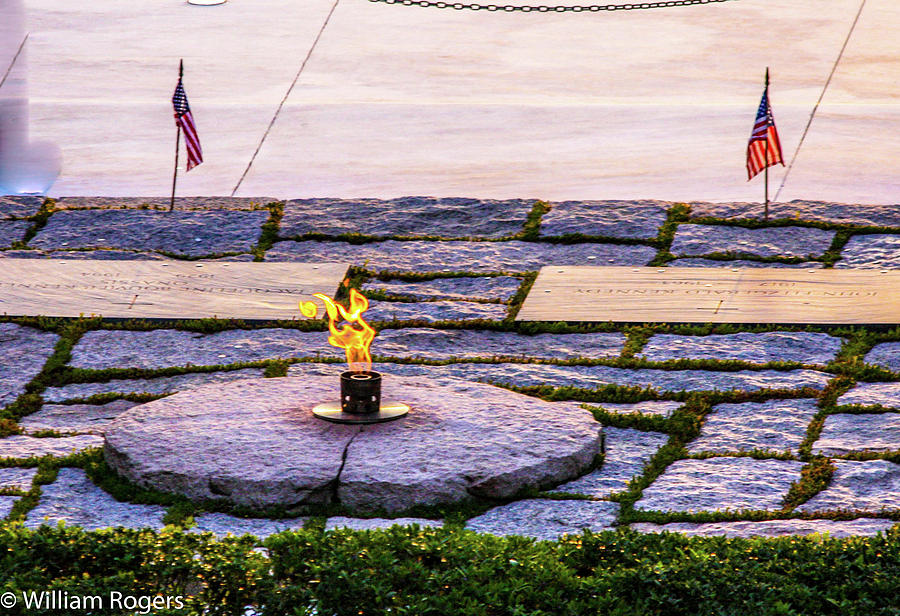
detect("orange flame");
top-left (299, 301), bottom-right (318, 318)
top-left (312, 289), bottom-right (376, 373)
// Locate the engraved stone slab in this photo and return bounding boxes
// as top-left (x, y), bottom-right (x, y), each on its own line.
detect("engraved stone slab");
top-left (465, 499), bottom-right (619, 540)
top-left (811, 413), bottom-right (900, 456)
top-left (635, 458), bottom-right (804, 513)
top-left (631, 518), bottom-right (898, 538)
top-left (0, 259), bottom-right (348, 320)
top-left (670, 225), bottom-right (835, 259)
top-left (517, 266), bottom-right (900, 324)
top-left (797, 460), bottom-right (900, 513)
top-left (687, 399), bottom-right (820, 455)
top-left (104, 376), bottom-right (602, 513)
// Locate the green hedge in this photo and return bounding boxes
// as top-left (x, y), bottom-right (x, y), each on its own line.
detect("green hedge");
top-left (2, 523), bottom-right (899, 615)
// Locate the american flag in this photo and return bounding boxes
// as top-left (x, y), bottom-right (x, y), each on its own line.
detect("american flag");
top-left (172, 75), bottom-right (203, 171)
top-left (746, 87), bottom-right (783, 180)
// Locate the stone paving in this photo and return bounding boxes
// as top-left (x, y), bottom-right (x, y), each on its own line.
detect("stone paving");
top-left (1, 197), bottom-right (900, 541)
top-left (670, 225), bottom-right (836, 259)
top-left (281, 197), bottom-right (535, 239)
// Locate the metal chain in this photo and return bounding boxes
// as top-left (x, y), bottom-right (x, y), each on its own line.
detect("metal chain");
top-left (367, 0), bottom-right (736, 12)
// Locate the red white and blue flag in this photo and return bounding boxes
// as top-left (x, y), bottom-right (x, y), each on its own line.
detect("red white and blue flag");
top-left (746, 87), bottom-right (783, 180)
top-left (172, 75), bottom-right (203, 171)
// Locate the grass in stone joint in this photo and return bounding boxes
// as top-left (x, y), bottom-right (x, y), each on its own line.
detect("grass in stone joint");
top-left (505, 271), bottom-right (537, 321)
top-left (781, 456), bottom-right (836, 511)
top-left (796, 376), bottom-right (856, 460)
top-left (251, 201), bottom-right (285, 261)
top-left (646, 202), bottom-right (690, 266)
top-left (820, 228), bottom-right (855, 268)
top-left (9, 197), bottom-right (56, 250)
top-left (518, 199), bottom-right (550, 240)
top-left (680, 251), bottom-right (814, 265)
top-left (586, 405), bottom-right (674, 435)
top-left (687, 449), bottom-right (798, 462)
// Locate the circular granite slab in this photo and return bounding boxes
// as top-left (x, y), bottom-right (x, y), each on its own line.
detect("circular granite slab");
top-left (103, 376), bottom-right (602, 513)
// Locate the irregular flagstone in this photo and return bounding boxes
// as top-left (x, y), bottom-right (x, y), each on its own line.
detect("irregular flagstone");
top-left (104, 377), bottom-right (601, 512)
top-left (338, 379), bottom-right (602, 512)
top-left (837, 382), bottom-right (900, 409)
top-left (0, 323), bottom-right (60, 407)
top-left (670, 224), bottom-right (835, 259)
top-left (0, 220), bottom-right (31, 247)
top-left (362, 276), bottom-right (522, 301)
top-left (554, 427), bottom-right (669, 497)
top-left (265, 240), bottom-right (656, 273)
top-left (640, 332), bottom-right (843, 365)
top-left (0, 195), bottom-right (42, 219)
top-left (864, 342), bottom-right (900, 372)
top-left (687, 399), bottom-right (820, 455)
top-left (0, 435), bottom-right (103, 458)
top-left (281, 197), bottom-right (534, 239)
top-left (797, 460), bottom-right (900, 513)
top-left (669, 258), bottom-right (821, 268)
top-left (690, 201), bottom-right (900, 227)
top-left (25, 468), bottom-right (165, 530)
top-left (631, 518), bottom-right (898, 538)
top-left (812, 413), bottom-right (900, 456)
top-left (69, 329), bottom-right (337, 371)
top-left (835, 235), bottom-right (900, 269)
top-left (539, 200), bottom-right (669, 239)
top-left (373, 329), bottom-right (625, 361)
top-left (20, 400), bottom-right (140, 435)
top-left (0, 248), bottom-right (170, 260)
top-left (0, 467), bottom-right (38, 491)
top-left (41, 368), bottom-right (265, 402)
top-left (591, 401), bottom-right (681, 418)
top-left (52, 197), bottom-right (276, 211)
top-left (366, 300), bottom-right (508, 323)
top-left (635, 458), bottom-right (804, 513)
top-left (0, 496), bottom-right (18, 518)
top-left (30, 209), bottom-right (268, 256)
top-left (189, 513), bottom-right (306, 538)
top-left (288, 362), bottom-right (832, 394)
top-left (325, 517), bottom-right (444, 531)
top-left (465, 499), bottom-right (620, 540)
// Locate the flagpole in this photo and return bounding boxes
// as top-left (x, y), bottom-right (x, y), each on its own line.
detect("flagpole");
top-left (170, 60), bottom-right (184, 213)
top-left (764, 67), bottom-right (770, 221)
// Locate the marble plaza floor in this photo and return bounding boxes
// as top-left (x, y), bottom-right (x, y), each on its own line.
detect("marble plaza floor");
top-left (1, 195), bottom-right (899, 540)
top-left (7, 0), bottom-right (899, 202)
